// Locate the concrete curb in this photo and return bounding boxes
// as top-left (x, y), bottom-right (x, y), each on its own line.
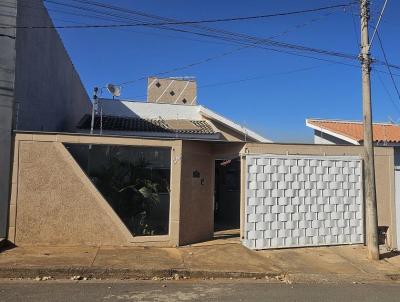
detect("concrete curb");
top-left (0, 267), bottom-right (397, 283)
top-left (0, 267), bottom-right (281, 280)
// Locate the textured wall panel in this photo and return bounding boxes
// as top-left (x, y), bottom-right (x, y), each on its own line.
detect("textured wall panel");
top-left (243, 155), bottom-right (363, 249)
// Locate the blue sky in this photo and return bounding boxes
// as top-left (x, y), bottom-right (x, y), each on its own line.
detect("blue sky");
top-left (42, 0), bottom-right (399, 142)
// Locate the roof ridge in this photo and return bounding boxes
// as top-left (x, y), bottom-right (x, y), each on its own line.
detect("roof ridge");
top-left (307, 118), bottom-right (398, 126)
top-left (99, 98), bottom-right (200, 106)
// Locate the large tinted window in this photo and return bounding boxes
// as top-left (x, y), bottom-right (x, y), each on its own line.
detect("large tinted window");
top-left (65, 144), bottom-right (171, 237)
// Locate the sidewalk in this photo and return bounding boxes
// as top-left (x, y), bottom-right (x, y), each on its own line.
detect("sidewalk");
top-left (0, 234), bottom-right (399, 283)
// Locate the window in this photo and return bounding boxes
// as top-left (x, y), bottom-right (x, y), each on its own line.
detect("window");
top-left (64, 144), bottom-right (171, 237)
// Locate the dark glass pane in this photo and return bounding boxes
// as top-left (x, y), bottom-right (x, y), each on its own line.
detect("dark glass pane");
top-left (64, 143), bottom-right (171, 237)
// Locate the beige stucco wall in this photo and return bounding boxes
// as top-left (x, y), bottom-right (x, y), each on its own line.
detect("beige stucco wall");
top-left (7, 133), bottom-right (397, 249)
top-left (8, 133), bottom-right (183, 247)
top-left (241, 143), bottom-right (397, 248)
top-left (178, 141), bottom-right (215, 245)
top-left (147, 77), bottom-right (197, 105)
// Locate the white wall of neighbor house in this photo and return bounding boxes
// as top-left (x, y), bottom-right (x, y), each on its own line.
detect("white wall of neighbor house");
top-left (314, 128), bottom-right (400, 250)
top-left (313, 130), bottom-right (353, 145)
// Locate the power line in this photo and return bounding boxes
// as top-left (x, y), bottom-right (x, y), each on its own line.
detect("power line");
top-left (118, 11), bottom-right (338, 86)
top-left (29, 1), bottom-right (360, 63)
top-left (375, 71), bottom-right (400, 115)
top-left (19, 4), bottom-right (235, 46)
top-left (21, 0), bottom-right (400, 71)
top-left (375, 31), bottom-right (400, 103)
top-left (62, 0), bottom-right (400, 76)
top-left (0, 33), bottom-right (16, 39)
top-left (199, 65), bottom-right (328, 89)
top-left (348, 0), bottom-right (360, 49)
top-left (43, 1), bottom-right (400, 70)
top-left (5, 2), bottom-right (357, 29)
top-left (368, 0), bottom-right (388, 50)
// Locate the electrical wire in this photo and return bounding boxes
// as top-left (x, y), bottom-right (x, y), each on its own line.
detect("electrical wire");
top-left (0, 33), bottom-right (16, 39)
top-left (20, 0), bottom-right (400, 71)
top-left (40, 1), bottom-right (354, 58)
top-left (199, 65), bottom-right (329, 89)
top-left (52, 1), bottom-right (400, 70)
top-left (6, 2), bottom-right (357, 29)
top-left (375, 71), bottom-right (400, 115)
top-left (118, 11), bottom-right (338, 86)
top-left (12, 0), bottom-right (362, 63)
top-left (375, 31), bottom-right (400, 103)
top-left (348, 0), bottom-right (360, 49)
top-left (368, 0), bottom-right (388, 50)
top-left (19, 3), bottom-right (235, 46)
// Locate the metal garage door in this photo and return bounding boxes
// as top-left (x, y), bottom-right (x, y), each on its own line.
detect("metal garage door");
top-left (243, 155), bottom-right (364, 250)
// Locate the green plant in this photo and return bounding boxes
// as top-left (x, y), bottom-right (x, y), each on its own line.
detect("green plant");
top-left (89, 147), bottom-right (169, 236)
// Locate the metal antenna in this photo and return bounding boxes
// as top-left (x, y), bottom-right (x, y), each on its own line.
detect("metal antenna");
top-left (100, 99), bottom-right (103, 135)
top-left (90, 87), bottom-right (99, 135)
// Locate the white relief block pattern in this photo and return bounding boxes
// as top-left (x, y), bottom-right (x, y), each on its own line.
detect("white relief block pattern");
top-left (243, 155), bottom-right (364, 250)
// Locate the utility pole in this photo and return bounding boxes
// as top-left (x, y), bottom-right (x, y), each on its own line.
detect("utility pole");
top-left (360, 0), bottom-right (379, 260)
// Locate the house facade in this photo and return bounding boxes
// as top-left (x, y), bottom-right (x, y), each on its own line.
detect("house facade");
top-left (2, 1), bottom-right (399, 251)
top-left (7, 132), bottom-right (397, 249)
top-left (306, 118), bottom-right (400, 249)
top-left (4, 81), bottom-right (400, 250)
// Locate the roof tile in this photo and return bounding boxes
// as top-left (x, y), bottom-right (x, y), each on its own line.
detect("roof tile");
top-left (77, 114), bottom-right (215, 135)
top-left (308, 119), bottom-right (400, 143)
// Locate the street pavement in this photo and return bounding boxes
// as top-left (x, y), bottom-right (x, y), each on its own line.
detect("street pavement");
top-left (0, 280), bottom-right (400, 302)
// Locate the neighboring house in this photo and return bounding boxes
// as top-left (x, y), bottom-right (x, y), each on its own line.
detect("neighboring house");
top-left (306, 118), bottom-right (400, 249)
top-left (0, 0), bottom-right (90, 238)
top-left (306, 118), bottom-right (400, 147)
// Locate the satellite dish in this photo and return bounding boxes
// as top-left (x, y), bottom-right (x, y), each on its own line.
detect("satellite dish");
top-left (107, 83), bottom-right (121, 97)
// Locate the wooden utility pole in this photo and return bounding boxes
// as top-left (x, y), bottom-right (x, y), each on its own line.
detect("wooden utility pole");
top-left (360, 0), bottom-right (379, 260)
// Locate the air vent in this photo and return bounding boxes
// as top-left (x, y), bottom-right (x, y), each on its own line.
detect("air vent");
top-left (182, 98), bottom-right (187, 104)
top-left (155, 82), bottom-right (161, 88)
top-left (170, 91), bottom-right (175, 96)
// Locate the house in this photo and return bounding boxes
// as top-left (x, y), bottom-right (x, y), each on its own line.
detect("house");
top-left (5, 87), bottom-right (399, 250)
top-left (306, 118), bottom-right (400, 147)
top-left (76, 77), bottom-right (270, 143)
top-left (306, 118), bottom-right (400, 249)
top-left (2, 2), bottom-right (399, 252)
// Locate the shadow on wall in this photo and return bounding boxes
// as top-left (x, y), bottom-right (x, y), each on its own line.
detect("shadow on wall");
top-left (100, 99), bottom-right (141, 118)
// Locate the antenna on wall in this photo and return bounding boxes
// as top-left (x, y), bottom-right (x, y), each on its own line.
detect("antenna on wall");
top-left (107, 83), bottom-right (122, 100)
top-left (90, 87), bottom-right (99, 135)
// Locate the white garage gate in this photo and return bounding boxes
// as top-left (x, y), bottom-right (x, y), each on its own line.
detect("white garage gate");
top-left (243, 154), bottom-right (364, 250)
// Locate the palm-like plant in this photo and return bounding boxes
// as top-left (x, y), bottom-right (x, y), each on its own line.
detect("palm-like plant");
top-left (89, 147), bottom-right (168, 236)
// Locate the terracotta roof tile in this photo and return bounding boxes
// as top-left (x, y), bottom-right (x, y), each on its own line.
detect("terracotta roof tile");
top-left (307, 119), bottom-right (400, 143)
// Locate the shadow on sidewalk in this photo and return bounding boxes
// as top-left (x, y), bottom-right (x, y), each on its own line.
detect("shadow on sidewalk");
top-left (380, 250), bottom-right (400, 260)
top-left (0, 240), bottom-right (16, 253)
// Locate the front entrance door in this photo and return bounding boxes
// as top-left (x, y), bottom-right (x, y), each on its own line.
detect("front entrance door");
top-left (214, 158), bottom-right (241, 233)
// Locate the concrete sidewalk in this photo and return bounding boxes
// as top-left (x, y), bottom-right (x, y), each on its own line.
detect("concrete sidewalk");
top-left (0, 237), bottom-right (400, 283)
